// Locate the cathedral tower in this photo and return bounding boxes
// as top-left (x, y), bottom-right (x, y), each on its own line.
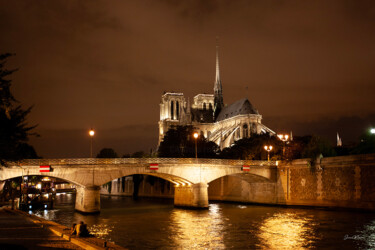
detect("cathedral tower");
top-left (213, 43), bottom-right (224, 119)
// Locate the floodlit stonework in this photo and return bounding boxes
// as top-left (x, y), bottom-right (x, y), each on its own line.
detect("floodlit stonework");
top-left (158, 46), bottom-right (275, 149)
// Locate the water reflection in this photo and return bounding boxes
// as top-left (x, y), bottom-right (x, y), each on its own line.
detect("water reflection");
top-left (170, 204), bottom-right (225, 249)
top-left (89, 223), bottom-right (114, 239)
top-left (257, 213), bottom-right (318, 249)
top-left (28, 195), bottom-right (375, 249)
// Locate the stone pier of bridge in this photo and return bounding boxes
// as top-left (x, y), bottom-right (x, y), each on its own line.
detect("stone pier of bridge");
top-left (174, 183), bottom-right (209, 208)
top-left (75, 186), bottom-right (101, 213)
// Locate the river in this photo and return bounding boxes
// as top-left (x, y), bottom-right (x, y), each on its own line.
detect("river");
top-left (31, 193), bottom-right (375, 249)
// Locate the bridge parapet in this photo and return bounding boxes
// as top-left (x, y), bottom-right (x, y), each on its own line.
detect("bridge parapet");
top-left (4, 158), bottom-right (276, 167)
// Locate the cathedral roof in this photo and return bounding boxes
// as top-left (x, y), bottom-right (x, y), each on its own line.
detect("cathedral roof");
top-left (216, 98), bottom-right (259, 121)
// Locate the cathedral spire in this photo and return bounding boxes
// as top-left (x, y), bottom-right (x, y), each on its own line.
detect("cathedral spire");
top-left (214, 38), bottom-right (224, 119)
top-left (215, 41), bottom-right (221, 89)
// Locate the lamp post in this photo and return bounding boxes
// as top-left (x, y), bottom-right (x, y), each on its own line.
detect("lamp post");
top-left (89, 129), bottom-right (95, 158)
top-left (193, 132), bottom-right (199, 160)
top-left (264, 145), bottom-right (273, 162)
top-left (193, 132), bottom-right (200, 182)
top-left (277, 134), bottom-right (289, 159)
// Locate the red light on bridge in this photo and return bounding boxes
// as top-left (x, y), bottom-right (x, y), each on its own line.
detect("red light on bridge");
top-left (242, 165), bottom-right (250, 171)
top-left (40, 165), bottom-right (51, 172)
top-left (149, 164), bottom-right (159, 170)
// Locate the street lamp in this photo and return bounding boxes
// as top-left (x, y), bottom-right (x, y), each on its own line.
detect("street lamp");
top-left (264, 145), bottom-right (273, 162)
top-left (193, 132), bottom-right (199, 160)
top-left (89, 129), bottom-right (95, 158)
top-left (277, 134), bottom-right (289, 159)
top-left (371, 128), bottom-right (375, 134)
top-left (193, 132), bottom-right (201, 183)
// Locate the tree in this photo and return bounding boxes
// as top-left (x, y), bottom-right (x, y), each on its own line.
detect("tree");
top-left (351, 131), bottom-right (375, 155)
top-left (158, 125), bottom-right (219, 158)
top-left (0, 53), bottom-right (38, 163)
top-left (285, 135), bottom-right (336, 168)
top-left (96, 148), bottom-right (118, 158)
top-left (131, 151), bottom-right (147, 158)
top-left (219, 133), bottom-right (283, 160)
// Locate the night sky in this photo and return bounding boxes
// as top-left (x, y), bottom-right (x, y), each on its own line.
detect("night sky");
top-left (1, 1), bottom-right (374, 158)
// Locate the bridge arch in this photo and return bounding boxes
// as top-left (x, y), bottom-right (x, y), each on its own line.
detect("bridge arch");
top-left (0, 173), bottom-right (82, 187)
top-left (97, 171), bottom-right (193, 188)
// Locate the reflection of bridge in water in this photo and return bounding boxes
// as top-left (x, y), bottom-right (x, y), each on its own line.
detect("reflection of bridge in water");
top-left (0, 158), bottom-right (278, 213)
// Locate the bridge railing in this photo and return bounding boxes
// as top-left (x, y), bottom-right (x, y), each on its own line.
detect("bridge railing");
top-left (5, 158), bottom-right (276, 167)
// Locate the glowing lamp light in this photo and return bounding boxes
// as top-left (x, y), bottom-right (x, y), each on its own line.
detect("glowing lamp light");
top-left (264, 145), bottom-right (273, 151)
top-left (89, 129), bottom-right (95, 137)
top-left (264, 145), bottom-right (273, 162)
top-left (277, 134), bottom-right (289, 141)
top-left (89, 128), bottom-right (95, 157)
top-left (193, 132), bottom-right (199, 139)
top-left (371, 128), bottom-right (375, 134)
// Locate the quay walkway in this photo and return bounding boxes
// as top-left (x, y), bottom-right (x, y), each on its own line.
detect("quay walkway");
top-left (0, 207), bottom-right (125, 250)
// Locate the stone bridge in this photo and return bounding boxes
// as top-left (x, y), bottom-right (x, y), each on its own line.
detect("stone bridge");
top-left (0, 158), bottom-right (277, 213)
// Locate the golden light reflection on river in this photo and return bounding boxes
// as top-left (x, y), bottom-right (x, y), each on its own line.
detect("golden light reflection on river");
top-left (257, 213), bottom-right (318, 249)
top-left (30, 196), bottom-right (375, 249)
top-left (170, 204), bottom-right (225, 249)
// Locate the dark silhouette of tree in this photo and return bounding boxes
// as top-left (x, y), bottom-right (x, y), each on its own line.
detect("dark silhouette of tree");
top-left (219, 133), bottom-right (283, 160)
top-left (131, 151), bottom-right (147, 158)
top-left (96, 148), bottom-right (118, 158)
top-left (285, 135), bottom-right (336, 167)
top-left (158, 125), bottom-right (219, 158)
top-left (0, 53), bottom-right (38, 164)
top-left (351, 131), bottom-right (375, 155)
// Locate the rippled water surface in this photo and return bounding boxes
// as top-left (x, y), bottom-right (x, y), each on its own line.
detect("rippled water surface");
top-left (32, 194), bottom-right (375, 249)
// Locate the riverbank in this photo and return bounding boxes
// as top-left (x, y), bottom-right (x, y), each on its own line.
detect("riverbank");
top-left (0, 207), bottom-right (125, 250)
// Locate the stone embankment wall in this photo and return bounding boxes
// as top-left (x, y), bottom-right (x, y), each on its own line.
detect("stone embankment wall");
top-left (101, 154), bottom-right (375, 210)
top-left (276, 154), bottom-right (375, 210)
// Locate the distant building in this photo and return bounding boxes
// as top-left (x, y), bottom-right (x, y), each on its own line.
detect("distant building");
top-left (158, 45), bottom-right (275, 150)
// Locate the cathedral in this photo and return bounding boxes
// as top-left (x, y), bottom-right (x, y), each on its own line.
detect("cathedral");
top-left (158, 46), bottom-right (275, 150)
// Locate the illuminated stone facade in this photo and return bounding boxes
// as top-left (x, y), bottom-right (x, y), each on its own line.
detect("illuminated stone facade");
top-left (158, 47), bottom-right (275, 149)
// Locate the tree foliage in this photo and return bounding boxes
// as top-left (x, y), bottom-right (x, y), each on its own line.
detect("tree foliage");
top-left (96, 148), bottom-right (118, 158)
top-left (158, 125), bottom-right (219, 158)
top-left (285, 135), bottom-right (334, 160)
top-left (350, 131), bottom-right (375, 155)
top-left (122, 151), bottom-right (150, 158)
top-left (219, 133), bottom-right (283, 160)
top-left (0, 53), bottom-right (38, 163)
top-left (131, 151), bottom-right (147, 158)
